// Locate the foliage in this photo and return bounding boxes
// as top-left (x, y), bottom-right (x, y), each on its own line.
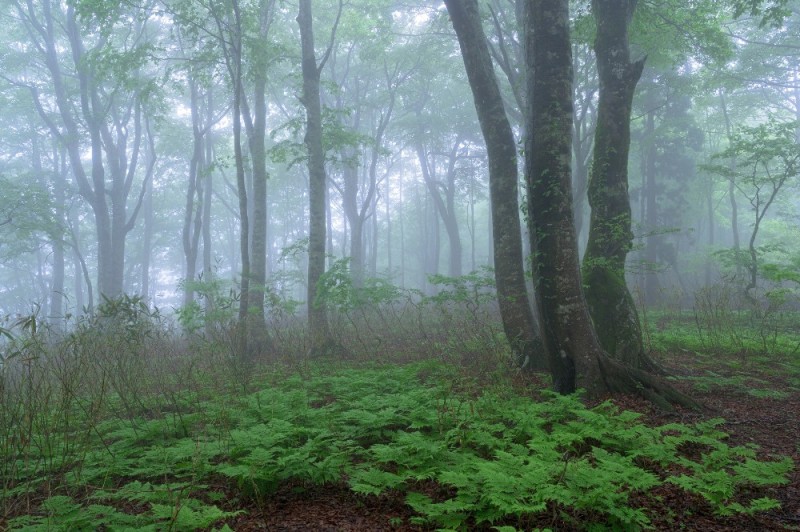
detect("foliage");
top-left (0, 176), bottom-right (60, 260)
top-left (177, 276), bottom-right (240, 334)
top-left (316, 257), bottom-right (402, 311)
top-left (731, 0), bottom-right (792, 27)
top-left (2, 344), bottom-right (791, 530)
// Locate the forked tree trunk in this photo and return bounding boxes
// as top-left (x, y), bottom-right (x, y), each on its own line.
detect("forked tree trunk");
top-left (524, 0), bottom-right (698, 409)
top-left (444, 0), bottom-right (546, 370)
top-left (582, 0), bottom-right (659, 372)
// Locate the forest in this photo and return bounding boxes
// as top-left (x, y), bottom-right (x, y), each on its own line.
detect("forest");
top-left (1, 0), bottom-right (799, 529)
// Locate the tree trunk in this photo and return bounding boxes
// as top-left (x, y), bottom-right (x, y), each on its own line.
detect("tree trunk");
top-left (18, 2), bottom-right (154, 299)
top-left (51, 147), bottom-right (66, 326)
top-left (141, 159), bottom-right (153, 301)
top-left (245, 6), bottom-right (272, 319)
top-left (298, 0), bottom-right (343, 357)
top-left (524, 0), bottom-right (697, 409)
top-left (582, 0), bottom-right (658, 372)
top-left (416, 141), bottom-right (462, 277)
top-left (641, 90), bottom-right (660, 306)
top-left (719, 91), bottom-right (742, 279)
top-left (526, 0), bottom-right (601, 395)
top-left (222, 0), bottom-right (251, 360)
top-left (444, 0), bottom-right (546, 370)
top-left (183, 78), bottom-right (205, 306)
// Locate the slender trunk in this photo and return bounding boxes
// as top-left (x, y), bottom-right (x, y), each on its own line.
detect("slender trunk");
top-left (203, 93), bottom-right (214, 277)
top-left (141, 164), bottom-right (153, 301)
top-left (370, 195), bottom-right (378, 276)
top-left (298, 0), bottom-right (341, 356)
top-left (183, 79), bottom-right (204, 306)
top-left (342, 162), bottom-right (364, 285)
top-left (399, 172), bottom-right (405, 288)
top-left (445, 0), bottom-right (545, 369)
top-left (642, 92), bottom-right (660, 305)
top-left (720, 92), bottom-right (742, 278)
top-left (385, 181), bottom-right (392, 274)
top-left (416, 142), bottom-right (462, 277)
top-left (51, 154), bottom-right (66, 326)
top-left (248, 70), bottom-right (268, 318)
top-left (231, 3), bottom-right (251, 330)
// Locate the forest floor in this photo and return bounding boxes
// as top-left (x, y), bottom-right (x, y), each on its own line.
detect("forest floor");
top-left (2, 314), bottom-right (799, 531)
top-left (220, 348), bottom-right (800, 532)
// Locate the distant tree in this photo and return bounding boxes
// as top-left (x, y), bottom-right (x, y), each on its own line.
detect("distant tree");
top-left (209, 0), bottom-right (251, 345)
top-left (298, 0), bottom-right (344, 357)
top-left (704, 118), bottom-right (800, 300)
top-left (11, 0), bottom-right (159, 298)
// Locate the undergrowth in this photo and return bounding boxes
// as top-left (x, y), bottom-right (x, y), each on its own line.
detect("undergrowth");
top-left (2, 359), bottom-right (792, 531)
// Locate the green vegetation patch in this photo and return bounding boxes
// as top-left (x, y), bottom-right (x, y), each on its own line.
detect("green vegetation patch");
top-left (2, 362), bottom-right (792, 530)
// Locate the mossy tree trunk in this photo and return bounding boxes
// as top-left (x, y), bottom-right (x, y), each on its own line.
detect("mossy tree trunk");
top-left (444, 0), bottom-right (546, 370)
top-left (525, 0), bottom-right (603, 395)
top-left (524, 0), bottom-right (698, 409)
top-left (582, 0), bottom-right (659, 372)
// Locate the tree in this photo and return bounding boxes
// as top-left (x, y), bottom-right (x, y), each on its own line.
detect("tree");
top-left (240, 0), bottom-right (277, 323)
top-left (443, 0), bottom-right (545, 370)
top-left (12, 0), bottom-right (158, 299)
top-left (323, 8), bottom-right (409, 287)
top-left (524, 0), bottom-right (697, 408)
top-left (525, 0), bottom-right (600, 394)
top-left (297, 0), bottom-right (344, 357)
top-left (582, 0), bottom-right (658, 371)
top-left (705, 118), bottom-right (800, 300)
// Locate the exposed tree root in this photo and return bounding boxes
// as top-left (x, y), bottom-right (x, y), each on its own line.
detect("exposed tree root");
top-left (597, 353), bottom-right (703, 412)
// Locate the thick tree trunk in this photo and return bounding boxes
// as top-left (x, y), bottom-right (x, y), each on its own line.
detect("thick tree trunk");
top-left (444, 0), bottom-right (546, 370)
top-left (526, 0), bottom-right (603, 395)
top-left (582, 0), bottom-right (659, 372)
top-left (525, 0), bottom-right (697, 409)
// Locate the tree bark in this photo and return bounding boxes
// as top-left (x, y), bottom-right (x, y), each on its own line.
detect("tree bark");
top-left (444, 0), bottom-right (546, 370)
top-left (526, 0), bottom-right (603, 395)
top-left (183, 77), bottom-right (205, 306)
top-left (582, 0), bottom-right (658, 371)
